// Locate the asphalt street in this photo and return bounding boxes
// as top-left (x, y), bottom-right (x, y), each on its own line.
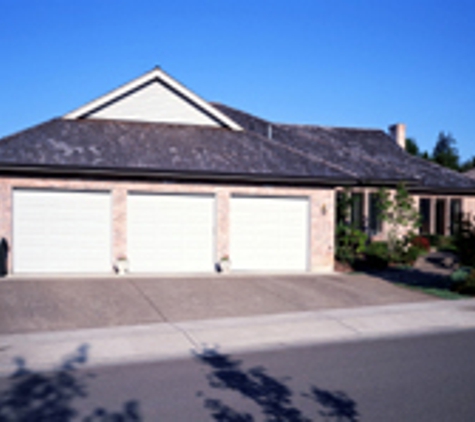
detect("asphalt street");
top-left (1, 329), bottom-right (475, 421)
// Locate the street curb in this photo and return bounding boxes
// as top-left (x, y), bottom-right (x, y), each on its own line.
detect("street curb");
top-left (1, 299), bottom-right (474, 376)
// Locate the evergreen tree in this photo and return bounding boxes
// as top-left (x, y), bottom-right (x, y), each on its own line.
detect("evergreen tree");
top-left (405, 138), bottom-right (419, 156)
top-left (432, 131), bottom-right (460, 170)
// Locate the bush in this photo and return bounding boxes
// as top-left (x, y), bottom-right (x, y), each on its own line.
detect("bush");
top-left (420, 234), bottom-right (456, 252)
top-left (411, 235), bottom-right (430, 252)
top-left (454, 217), bottom-right (475, 267)
top-left (451, 268), bottom-right (475, 296)
top-left (426, 234), bottom-right (440, 247)
top-left (335, 223), bottom-right (367, 265)
top-left (450, 267), bottom-right (471, 284)
top-left (399, 245), bottom-right (422, 265)
top-left (364, 241), bottom-right (389, 269)
top-left (437, 236), bottom-right (456, 252)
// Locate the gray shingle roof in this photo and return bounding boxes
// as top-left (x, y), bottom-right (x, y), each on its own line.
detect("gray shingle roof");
top-left (0, 118), bottom-right (351, 182)
top-left (1, 103), bottom-right (475, 192)
top-left (213, 103), bottom-right (475, 191)
top-left (465, 168), bottom-right (475, 179)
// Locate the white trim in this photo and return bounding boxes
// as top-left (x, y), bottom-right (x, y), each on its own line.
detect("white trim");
top-left (63, 68), bottom-right (243, 131)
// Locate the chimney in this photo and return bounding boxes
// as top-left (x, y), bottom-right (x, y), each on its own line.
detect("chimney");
top-left (267, 124), bottom-right (273, 140)
top-left (389, 123), bottom-right (406, 150)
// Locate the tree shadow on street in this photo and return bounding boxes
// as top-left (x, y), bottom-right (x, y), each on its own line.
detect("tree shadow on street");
top-left (0, 344), bottom-right (141, 421)
top-left (195, 347), bottom-right (359, 422)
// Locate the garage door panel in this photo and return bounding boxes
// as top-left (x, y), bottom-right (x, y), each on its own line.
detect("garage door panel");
top-left (13, 190), bottom-right (111, 273)
top-left (231, 196), bottom-right (309, 271)
top-left (128, 194), bottom-right (214, 273)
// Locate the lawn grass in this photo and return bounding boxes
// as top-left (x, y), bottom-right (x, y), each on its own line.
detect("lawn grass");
top-left (399, 284), bottom-right (468, 300)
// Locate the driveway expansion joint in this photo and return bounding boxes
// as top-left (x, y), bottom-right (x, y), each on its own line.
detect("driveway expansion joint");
top-left (127, 279), bottom-right (200, 350)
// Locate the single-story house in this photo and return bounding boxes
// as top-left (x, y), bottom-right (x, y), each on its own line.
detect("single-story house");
top-left (1, 68), bottom-right (474, 275)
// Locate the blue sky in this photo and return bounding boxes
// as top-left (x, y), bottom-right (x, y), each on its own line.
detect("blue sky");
top-left (1, 0), bottom-right (474, 160)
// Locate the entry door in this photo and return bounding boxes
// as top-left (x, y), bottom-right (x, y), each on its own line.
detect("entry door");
top-left (13, 189), bottom-right (112, 273)
top-left (230, 196), bottom-right (309, 271)
top-left (127, 193), bottom-right (214, 272)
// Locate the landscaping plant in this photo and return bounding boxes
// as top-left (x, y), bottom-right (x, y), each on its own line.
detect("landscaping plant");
top-left (410, 235), bottom-right (431, 252)
top-left (335, 188), bottom-right (368, 266)
top-left (335, 223), bottom-right (368, 266)
top-left (364, 241), bottom-right (390, 269)
top-left (376, 183), bottom-right (421, 263)
top-left (453, 216), bottom-right (475, 268)
top-left (451, 268), bottom-right (475, 296)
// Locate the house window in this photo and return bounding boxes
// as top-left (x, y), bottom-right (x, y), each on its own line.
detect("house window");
top-left (450, 199), bottom-right (462, 235)
top-left (436, 199), bottom-right (446, 235)
top-left (369, 192), bottom-right (382, 235)
top-left (351, 193), bottom-right (364, 230)
top-left (419, 198), bottom-right (431, 234)
top-left (336, 191), bottom-right (347, 225)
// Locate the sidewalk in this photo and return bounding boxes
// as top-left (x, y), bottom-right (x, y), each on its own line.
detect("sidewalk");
top-left (1, 299), bottom-right (474, 375)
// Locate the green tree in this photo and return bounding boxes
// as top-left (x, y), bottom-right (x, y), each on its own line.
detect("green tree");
top-left (432, 132), bottom-right (460, 170)
top-left (460, 156), bottom-right (475, 172)
top-left (405, 138), bottom-right (420, 156)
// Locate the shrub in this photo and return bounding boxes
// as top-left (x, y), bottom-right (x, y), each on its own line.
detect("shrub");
top-left (437, 235), bottom-right (457, 252)
top-left (335, 223), bottom-right (368, 265)
top-left (451, 268), bottom-right (475, 296)
top-left (426, 234), bottom-right (440, 247)
top-left (453, 217), bottom-right (475, 267)
top-left (364, 241), bottom-right (389, 269)
top-left (411, 235), bottom-right (430, 252)
top-left (399, 245), bottom-right (422, 265)
top-left (450, 267), bottom-right (471, 284)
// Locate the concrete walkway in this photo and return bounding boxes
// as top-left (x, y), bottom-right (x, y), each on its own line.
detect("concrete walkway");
top-left (1, 298), bottom-right (474, 375)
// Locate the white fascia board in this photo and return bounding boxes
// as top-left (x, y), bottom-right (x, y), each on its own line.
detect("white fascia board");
top-left (63, 68), bottom-right (243, 131)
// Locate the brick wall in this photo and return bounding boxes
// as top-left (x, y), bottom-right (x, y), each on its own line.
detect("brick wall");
top-left (0, 177), bottom-right (335, 274)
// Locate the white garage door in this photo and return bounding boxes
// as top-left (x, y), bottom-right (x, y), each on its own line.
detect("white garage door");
top-left (13, 189), bottom-right (112, 273)
top-left (230, 196), bottom-right (309, 271)
top-left (128, 193), bottom-right (214, 272)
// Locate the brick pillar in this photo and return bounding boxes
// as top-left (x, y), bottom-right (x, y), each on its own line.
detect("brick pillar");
top-left (216, 190), bottom-right (230, 264)
top-left (112, 187), bottom-right (127, 262)
top-left (310, 189), bottom-right (334, 272)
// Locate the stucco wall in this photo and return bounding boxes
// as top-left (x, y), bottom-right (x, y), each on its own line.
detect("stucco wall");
top-left (0, 177), bottom-right (335, 274)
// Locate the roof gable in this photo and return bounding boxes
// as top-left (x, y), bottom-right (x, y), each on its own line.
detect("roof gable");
top-left (63, 68), bottom-right (242, 130)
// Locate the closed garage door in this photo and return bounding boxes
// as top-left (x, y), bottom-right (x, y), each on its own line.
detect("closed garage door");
top-left (128, 193), bottom-right (214, 272)
top-left (230, 196), bottom-right (309, 271)
top-left (13, 189), bottom-right (112, 273)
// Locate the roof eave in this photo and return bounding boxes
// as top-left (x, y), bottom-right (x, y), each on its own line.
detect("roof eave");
top-left (0, 164), bottom-right (356, 187)
top-left (408, 186), bottom-right (475, 195)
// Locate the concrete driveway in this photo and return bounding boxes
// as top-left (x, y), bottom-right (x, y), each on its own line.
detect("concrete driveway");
top-left (0, 273), bottom-right (434, 335)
